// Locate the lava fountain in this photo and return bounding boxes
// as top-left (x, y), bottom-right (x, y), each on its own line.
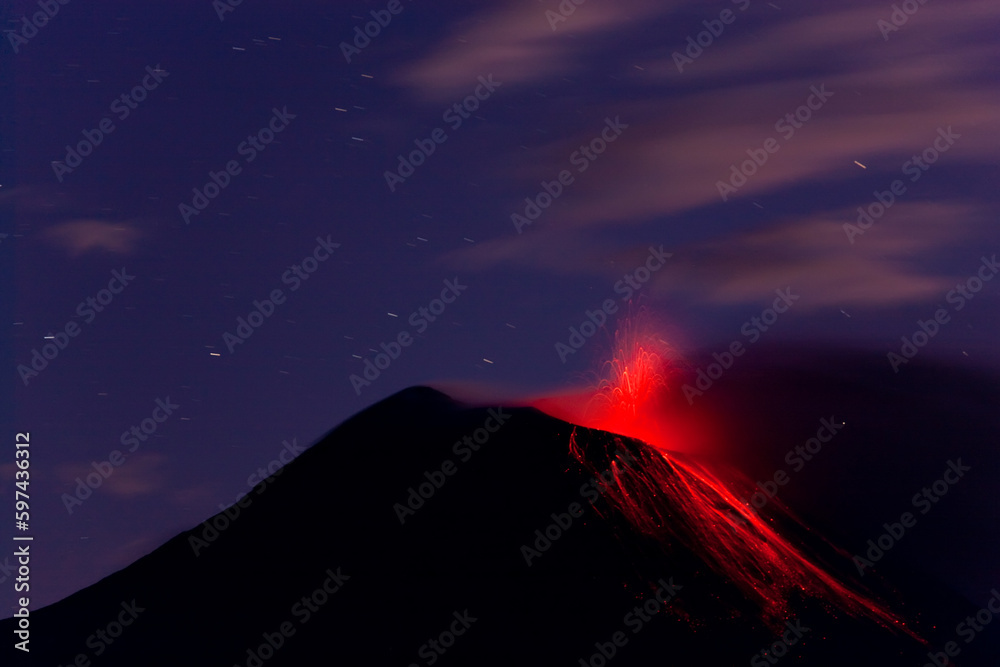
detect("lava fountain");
top-left (533, 315), bottom-right (922, 639)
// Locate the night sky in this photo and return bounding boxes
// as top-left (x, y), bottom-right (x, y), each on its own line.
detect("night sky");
top-left (3, 0), bottom-right (1000, 612)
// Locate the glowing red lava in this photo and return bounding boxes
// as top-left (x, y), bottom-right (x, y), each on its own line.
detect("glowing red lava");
top-left (533, 315), bottom-right (697, 453)
top-left (533, 315), bottom-right (922, 640)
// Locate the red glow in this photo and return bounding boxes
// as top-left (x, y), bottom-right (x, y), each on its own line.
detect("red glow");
top-left (533, 314), bottom-right (922, 640)
top-left (587, 324), bottom-right (669, 443)
top-left (573, 432), bottom-right (920, 637)
top-left (534, 314), bottom-right (710, 454)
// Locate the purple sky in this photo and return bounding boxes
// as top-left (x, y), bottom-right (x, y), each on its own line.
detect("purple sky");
top-left (3, 0), bottom-right (1000, 611)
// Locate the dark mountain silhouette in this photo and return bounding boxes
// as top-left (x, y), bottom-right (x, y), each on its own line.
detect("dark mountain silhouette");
top-left (4, 348), bottom-right (998, 666)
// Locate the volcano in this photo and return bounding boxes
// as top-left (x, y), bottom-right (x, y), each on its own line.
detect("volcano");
top-left (3, 348), bottom-right (999, 666)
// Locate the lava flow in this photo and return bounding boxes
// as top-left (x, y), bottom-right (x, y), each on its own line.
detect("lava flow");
top-left (533, 317), bottom-right (922, 639)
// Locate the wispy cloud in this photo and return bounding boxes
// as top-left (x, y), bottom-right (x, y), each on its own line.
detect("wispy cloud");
top-left (394, 0), bottom-right (673, 100)
top-left (58, 453), bottom-right (168, 499)
top-left (651, 202), bottom-right (987, 308)
top-left (43, 220), bottom-right (141, 257)
top-left (431, 0), bottom-right (999, 305)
